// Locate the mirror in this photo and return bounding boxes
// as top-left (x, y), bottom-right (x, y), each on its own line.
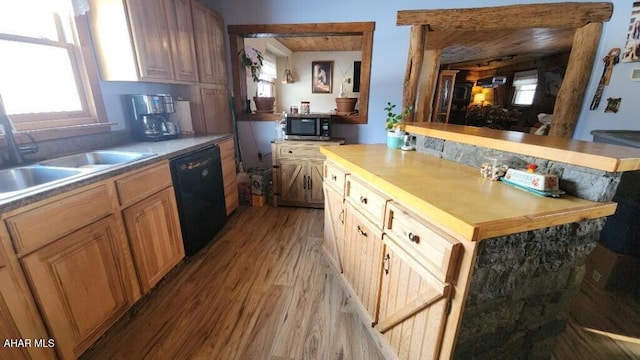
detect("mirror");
top-left (227, 22), bottom-right (374, 124)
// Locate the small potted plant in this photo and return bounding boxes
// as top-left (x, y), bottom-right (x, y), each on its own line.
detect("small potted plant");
top-left (240, 47), bottom-right (275, 113)
top-left (335, 65), bottom-right (358, 115)
top-left (385, 102), bottom-right (413, 149)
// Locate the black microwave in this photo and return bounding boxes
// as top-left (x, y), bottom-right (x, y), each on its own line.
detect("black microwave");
top-left (284, 114), bottom-right (331, 140)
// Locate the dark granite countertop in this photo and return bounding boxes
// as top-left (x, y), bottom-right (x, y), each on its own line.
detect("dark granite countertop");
top-left (0, 134), bottom-right (232, 213)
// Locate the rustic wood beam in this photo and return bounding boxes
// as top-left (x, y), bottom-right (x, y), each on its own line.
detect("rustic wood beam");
top-left (549, 22), bottom-right (603, 138)
top-left (228, 22), bottom-right (375, 36)
top-left (416, 50), bottom-right (441, 122)
top-left (396, 3), bottom-right (612, 30)
top-left (358, 30), bottom-right (373, 125)
top-left (403, 25), bottom-right (427, 118)
top-left (228, 34), bottom-right (245, 121)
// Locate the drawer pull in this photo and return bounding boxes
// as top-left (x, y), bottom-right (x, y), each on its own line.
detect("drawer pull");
top-left (331, 175), bottom-right (337, 181)
top-left (288, 150), bottom-right (293, 154)
top-left (408, 232), bottom-right (420, 244)
top-left (357, 225), bottom-right (367, 237)
top-left (384, 253), bottom-right (391, 275)
top-left (359, 196), bottom-right (368, 204)
top-left (339, 209), bottom-right (345, 224)
top-left (303, 175), bottom-right (307, 189)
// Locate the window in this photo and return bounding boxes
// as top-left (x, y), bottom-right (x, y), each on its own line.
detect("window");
top-left (512, 70), bottom-right (538, 106)
top-left (257, 51), bottom-right (277, 98)
top-left (0, 0), bottom-right (103, 134)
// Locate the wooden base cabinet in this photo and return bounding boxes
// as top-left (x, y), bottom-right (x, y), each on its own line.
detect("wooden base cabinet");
top-left (21, 216), bottom-right (134, 359)
top-left (323, 185), bottom-right (345, 273)
top-left (377, 238), bottom-right (452, 360)
top-left (219, 137), bottom-right (239, 215)
top-left (123, 187), bottom-right (184, 294)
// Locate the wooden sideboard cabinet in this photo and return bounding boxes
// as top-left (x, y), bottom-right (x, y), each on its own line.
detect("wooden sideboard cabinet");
top-left (272, 140), bottom-right (343, 208)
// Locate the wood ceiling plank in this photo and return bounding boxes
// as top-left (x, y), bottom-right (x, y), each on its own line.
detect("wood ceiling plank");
top-left (228, 22), bottom-right (375, 36)
top-left (396, 3), bottom-right (613, 30)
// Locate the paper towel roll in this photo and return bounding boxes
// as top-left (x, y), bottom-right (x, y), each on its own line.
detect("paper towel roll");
top-left (170, 100), bottom-right (193, 134)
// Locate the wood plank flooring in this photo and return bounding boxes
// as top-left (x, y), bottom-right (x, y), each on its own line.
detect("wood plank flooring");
top-left (81, 206), bottom-right (640, 360)
top-left (82, 206), bottom-right (385, 360)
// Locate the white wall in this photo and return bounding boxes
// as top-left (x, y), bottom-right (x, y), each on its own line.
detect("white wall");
top-left (205, 0), bottom-right (637, 167)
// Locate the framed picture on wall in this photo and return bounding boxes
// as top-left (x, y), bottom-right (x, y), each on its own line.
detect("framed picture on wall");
top-left (312, 61), bottom-right (333, 93)
top-left (622, 1), bottom-right (640, 62)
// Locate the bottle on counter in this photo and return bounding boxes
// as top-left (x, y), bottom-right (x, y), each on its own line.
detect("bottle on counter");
top-left (301, 101), bottom-right (310, 114)
top-left (275, 112), bottom-right (286, 140)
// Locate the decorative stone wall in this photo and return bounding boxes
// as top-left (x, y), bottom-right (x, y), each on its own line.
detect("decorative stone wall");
top-left (413, 134), bottom-right (622, 202)
top-left (410, 134), bottom-right (621, 359)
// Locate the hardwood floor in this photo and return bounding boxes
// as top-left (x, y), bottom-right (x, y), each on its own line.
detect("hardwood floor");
top-left (82, 206), bottom-right (385, 360)
top-left (82, 206), bottom-right (640, 360)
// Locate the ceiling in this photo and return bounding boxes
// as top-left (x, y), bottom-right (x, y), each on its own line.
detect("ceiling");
top-left (272, 27), bottom-right (574, 71)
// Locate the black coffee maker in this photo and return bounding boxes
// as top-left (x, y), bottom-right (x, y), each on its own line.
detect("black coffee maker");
top-left (129, 94), bottom-right (179, 141)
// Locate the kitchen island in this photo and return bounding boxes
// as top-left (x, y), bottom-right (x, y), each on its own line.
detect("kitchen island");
top-left (320, 124), bottom-right (640, 359)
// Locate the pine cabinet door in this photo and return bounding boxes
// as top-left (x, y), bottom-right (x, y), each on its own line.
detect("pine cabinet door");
top-left (126, 0), bottom-right (173, 80)
top-left (219, 138), bottom-right (239, 215)
top-left (123, 187), bottom-right (185, 294)
top-left (307, 160), bottom-right (325, 205)
top-left (192, 1), bottom-right (226, 84)
top-left (343, 208), bottom-right (384, 325)
top-left (165, 0), bottom-right (199, 82)
top-left (21, 216), bottom-right (133, 359)
top-left (376, 239), bottom-right (452, 360)
top-left (278, 159), bottom-right (307, 204)
top-left (323, 185), bottom-right (345, 273)
top-left (201, 88), bottom-right (232, 134)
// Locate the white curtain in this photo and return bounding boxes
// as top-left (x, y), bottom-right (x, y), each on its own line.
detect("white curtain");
top-left (512, 70), bottom-right (538, 86)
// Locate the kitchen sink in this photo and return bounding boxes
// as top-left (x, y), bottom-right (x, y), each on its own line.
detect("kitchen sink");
top-left (39, 150), bottom-right (154, 169)
top-left (0, 166), bottom-right (83, 195)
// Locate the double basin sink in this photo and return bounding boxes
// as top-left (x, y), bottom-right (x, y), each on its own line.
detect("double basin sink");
top-left (0, 151), bottom-right (155, 200)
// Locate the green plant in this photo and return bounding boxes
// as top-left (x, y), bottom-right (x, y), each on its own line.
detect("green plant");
top-left (384, 102), bottom-right (413, 131)
top-left (239, 47), bottom-right (264, 82)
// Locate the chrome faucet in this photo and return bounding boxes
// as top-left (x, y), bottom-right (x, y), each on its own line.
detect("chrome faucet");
top-left (0, 94), bottom-right (38, 165)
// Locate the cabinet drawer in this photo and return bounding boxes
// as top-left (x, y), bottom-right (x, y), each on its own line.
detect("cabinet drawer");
top-left (6, 185), bottom-right (113, 256)
top-left (345, 175), bottom-right (390, 227)
top-left (278, 145), bottom-right (323, 159)
top-left (324, 161), bottom-right (348, 196)
top-left (116, 162), bottom-right (172, 207)
top-left (384, 201), bottom-right (461, 283)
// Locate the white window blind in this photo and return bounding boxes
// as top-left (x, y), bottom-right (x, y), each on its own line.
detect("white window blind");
top-left (259, 51), bottom-right (277, 82)
top-left (512, 69), bottom-right (538, 106)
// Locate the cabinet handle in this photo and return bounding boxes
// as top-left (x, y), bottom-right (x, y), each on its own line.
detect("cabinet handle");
top-left (339, 209), bottom-right (345, 224)
top-left (408, 232), bottom-right (419, 244)
top-left (384, 253), bottom-right (391, 275)
top-left (359, 196), bottom-right (368, 204)
top-left (303, 175), bottom-right (307, 189)
top-left (357, 225), bottom-right (367, 237)
top-left (288, 150), bottom-right (293, 154)
top-left (307, 176), bottom-right (312, 189)
top-left (331, 175), bottom-right (337, 181)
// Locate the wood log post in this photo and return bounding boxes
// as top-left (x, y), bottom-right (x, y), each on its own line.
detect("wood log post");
top-left (416, 49), bottom-right (441, 122)
top-left (402, 25), bottom-right (427, 121)
top-left (228, 34), bottom-right (245, 118)
top-left (548, 22), bottom-right (603, 138)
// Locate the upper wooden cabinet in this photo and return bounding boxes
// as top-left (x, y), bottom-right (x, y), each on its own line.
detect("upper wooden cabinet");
top-left (191, 1), bottom-right (228, 85)
top-left (88, 0), bottom-right (199, 82)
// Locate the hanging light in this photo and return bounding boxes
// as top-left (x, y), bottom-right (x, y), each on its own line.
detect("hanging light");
top-left (282, 57), bottom-right (294, 84)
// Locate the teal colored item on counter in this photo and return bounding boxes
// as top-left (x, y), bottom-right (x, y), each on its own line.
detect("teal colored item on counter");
top-left (386, 133), bottom-right (403, 149)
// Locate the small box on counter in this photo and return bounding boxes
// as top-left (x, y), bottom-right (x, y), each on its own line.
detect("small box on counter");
top-left (503, 168), bottom-right (559, 191)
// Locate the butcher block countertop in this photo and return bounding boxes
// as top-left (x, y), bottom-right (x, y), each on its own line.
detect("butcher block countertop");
top-left (404, 123), bottom-right (640, 172)
top-left (320, 144), bottom-right (617, 241)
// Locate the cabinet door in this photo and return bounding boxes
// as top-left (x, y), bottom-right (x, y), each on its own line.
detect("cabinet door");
top-left (123, 187), bottom-right (185, 294)
top-left (376, 239), bottom-right (452, 360)
top-left (343, 208), bottom-right (384, 325)
top-left (192, 1), bottom-right (227, 84)
top-left (165, 0), bottom-right (199, 82)
top-left (126, 0), bottom-right (174, 80)
top-left (22, 216), bottom-right (133, 359)
top-left (201, 87), bottom-right (232, 135)
top-left (323, 185), bottom-right (345, 273)
top-left (278, 159), bottom-right (307, 205)
top-left (307, 160), bottom-right (325, 206)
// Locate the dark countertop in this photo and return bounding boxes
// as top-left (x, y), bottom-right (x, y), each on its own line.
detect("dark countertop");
top-left (0, 135), bottom-right (232, 213)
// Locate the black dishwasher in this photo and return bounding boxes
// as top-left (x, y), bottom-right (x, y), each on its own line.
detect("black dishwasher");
top-left (170, 145), bottom-right (226, 256)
